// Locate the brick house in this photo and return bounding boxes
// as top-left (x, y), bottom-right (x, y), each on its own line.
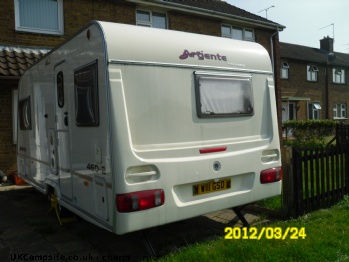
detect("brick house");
top-left (0, 0), bottom-right (284, 175)
top-left (280, 37), bottom-right (349, 123)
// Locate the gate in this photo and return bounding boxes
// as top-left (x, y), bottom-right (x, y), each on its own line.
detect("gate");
top-left (292, 124), bottom-right (349, 216)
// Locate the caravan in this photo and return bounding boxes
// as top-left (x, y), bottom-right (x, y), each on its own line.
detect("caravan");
top-left (17, 21), bottom-right (281, 235)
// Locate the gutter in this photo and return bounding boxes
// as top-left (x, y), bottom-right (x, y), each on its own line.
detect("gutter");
top-left (128, 0), bottom-right (285, 31)
top-left (270, 27), bottom-right (279, 81)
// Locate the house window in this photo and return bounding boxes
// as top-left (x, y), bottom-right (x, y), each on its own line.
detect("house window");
top-left (308, 102), bottom-right (321, 120)
top-left (136, 10), bottom-right (167, 29)
top-left (333, 68), bottom-right (345, 84)
top-left (307, 65), bottom-right (318, 81)
top-left (14, 0), bottom-right (64, 35)
top-left (74, 60), bottom-right (99, 127)
top-left (333, 104), bottom-right (347, 119)
top-left (194, 73), bottom-right (253, 118)
top-left (221, 25), bottom-right (255, 41)
top-left (281, 62), bottom-right (289, 79)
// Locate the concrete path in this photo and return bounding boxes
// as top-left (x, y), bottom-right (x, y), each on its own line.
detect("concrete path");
top-left (0, 185), bottom-right (279, 261)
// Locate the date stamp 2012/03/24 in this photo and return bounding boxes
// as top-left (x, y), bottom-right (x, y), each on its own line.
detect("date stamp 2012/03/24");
top-left (224, 227), bottom-right (306, 240)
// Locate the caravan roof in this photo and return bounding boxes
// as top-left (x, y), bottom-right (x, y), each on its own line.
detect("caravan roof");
top-left (96, 21), bottom-right (272, 73)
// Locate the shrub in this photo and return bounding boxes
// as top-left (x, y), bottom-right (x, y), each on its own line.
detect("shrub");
top-left (282, 120), bottom-right (337, 148)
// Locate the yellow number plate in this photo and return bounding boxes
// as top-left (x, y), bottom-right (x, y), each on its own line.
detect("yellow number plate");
top-left (193, 178), bottom-right (231, 196)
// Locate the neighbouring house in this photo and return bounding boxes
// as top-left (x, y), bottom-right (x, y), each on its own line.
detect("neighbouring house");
top-left (280, 37), bottom-right (349, 123)
top-left (0, 0), bottom-right (285, 175)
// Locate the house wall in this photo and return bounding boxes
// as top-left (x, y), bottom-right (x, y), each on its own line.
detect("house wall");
top-left (0, 0), bottom-right (135, 48)
top-left (168, 11), bottom-right (221, 36)
top-left (328, 68), bottom-right (349, 119)
top-left (281, 60), bottom-right (326, 120)
top-left (280, 59), bottom-right (349, 122)
top-left (0, 84), bottom-right (17, 174)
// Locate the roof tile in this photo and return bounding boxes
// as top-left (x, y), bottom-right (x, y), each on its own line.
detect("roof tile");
top-left (167, 0), bottom-right (283, 26)
top-left (0, 45), bottom-right (49, 77)
top-left (280, 42), bottom-right (349, 67)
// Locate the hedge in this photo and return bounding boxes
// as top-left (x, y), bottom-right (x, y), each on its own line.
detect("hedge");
top-left (282, 120), bottom-right (337, 147)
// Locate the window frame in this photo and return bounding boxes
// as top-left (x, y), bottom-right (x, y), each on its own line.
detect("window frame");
top-left (307, 65), bottom-right (318, 82)
top-left (332, 68), bottom-right (346, 84)
top-left (74, 60), bottom-right (100, 127)
top-left (333, 103), bottom-right (347, 119)
top-left (14, 0), bottom-right (64, 35)
top-left (307, 102), bottom-right (321, 120)
top-left (221, 24), bottom-right (255, 42)
top-left (136, 9), bottom-right (167, 29)
top-left (281, 62), bottom-right (289, 79)
top-left (194, 72), bottom-right (254, 118)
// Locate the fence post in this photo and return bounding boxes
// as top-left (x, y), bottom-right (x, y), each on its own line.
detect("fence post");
top-left (282, 146), bottom-right (296, 217)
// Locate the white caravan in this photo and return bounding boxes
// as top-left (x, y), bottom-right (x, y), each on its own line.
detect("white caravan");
top-left (17, 21), bottom-right (282, 235)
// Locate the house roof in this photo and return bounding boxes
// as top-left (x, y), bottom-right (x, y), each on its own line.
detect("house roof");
top-left (160, 0), bottom-right (284, 29)
top-left (0, 45), bottom-right (49, 78)
top-left (280, 42), bottom-right (349, 67)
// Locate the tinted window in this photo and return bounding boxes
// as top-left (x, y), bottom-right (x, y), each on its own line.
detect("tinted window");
top-left (19, 97), bottom-right (32, 130)
top-left (57, 71), bottom-right (64, 108)
top-left (74, 60), bottom-right (99, 127)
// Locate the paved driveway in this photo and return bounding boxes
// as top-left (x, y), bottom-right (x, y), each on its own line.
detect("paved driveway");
top-left (0, 186), bottom-right (274, 261)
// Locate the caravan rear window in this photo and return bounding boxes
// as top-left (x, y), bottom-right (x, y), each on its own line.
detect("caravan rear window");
top-left (74, 60), bottom-right (99, 127)
top-left (194, 73), bottom-right (254, 118)
top-left (18, 96), bottom-right (32, 130)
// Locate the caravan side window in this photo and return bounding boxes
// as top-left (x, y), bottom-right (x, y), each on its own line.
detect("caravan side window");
top-left (18, 97), bottom-right (32, 130)
top-left (57, 71), bottom-right (64, 108)
top-left (194, 73), bottom-right (253, 118)
top-left (74, 60), bottom-right (99, 127)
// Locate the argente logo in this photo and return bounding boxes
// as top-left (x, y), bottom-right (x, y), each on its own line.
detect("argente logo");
top-left (179, 50), bottom-right (227, 61)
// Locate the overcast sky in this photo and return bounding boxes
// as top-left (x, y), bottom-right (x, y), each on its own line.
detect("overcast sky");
top-left (226, 0), bottom-right (349, 54)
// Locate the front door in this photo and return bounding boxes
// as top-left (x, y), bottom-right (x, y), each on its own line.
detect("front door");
top-left (282, 102), bottom-right (296, 121)
top-left (282, 101), bottom-right (296, 137)
top-left (54, 61), bottom-right (73, 199)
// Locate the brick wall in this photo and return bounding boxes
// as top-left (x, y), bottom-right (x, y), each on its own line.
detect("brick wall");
top-left (281, 60), bottom-right (326, 120)
top-left (328, 76), bottom-right (349, 121)
top-left (280, 59), bottom-right (349, 122)
top-left (0, 84), bottom-right (17, 175)
top-left (0, 0), bottom-right (135, 48)
top-left (168, 11), bottom-right (221, 36)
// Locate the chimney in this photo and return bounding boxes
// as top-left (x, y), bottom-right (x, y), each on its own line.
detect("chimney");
top-left (320, 36), bottom-right (334, 53)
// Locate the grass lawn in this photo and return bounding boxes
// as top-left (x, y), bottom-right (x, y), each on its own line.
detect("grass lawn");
top-left (255, 195), bottom-right (283, 211)
top-left (154, 196), bottom-right (349, 262)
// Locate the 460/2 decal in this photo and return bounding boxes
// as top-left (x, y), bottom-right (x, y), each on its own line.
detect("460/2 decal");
top-left (87, 163), bottom-right (106, 174)
top-left (224, 227), bottom-right (306, 240)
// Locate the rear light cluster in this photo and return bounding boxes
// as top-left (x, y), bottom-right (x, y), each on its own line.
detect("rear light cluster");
top-left (116, 189), bottom-right (165, 213)
top-left (260, 167), bottom-right (282, 184)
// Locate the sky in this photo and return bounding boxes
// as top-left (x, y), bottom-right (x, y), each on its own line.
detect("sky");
top-left (226, 0), bottom-right (349, 54)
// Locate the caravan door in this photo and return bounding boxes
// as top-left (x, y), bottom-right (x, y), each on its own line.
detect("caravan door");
top-left (54, 61), bottom-right (73, 199)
